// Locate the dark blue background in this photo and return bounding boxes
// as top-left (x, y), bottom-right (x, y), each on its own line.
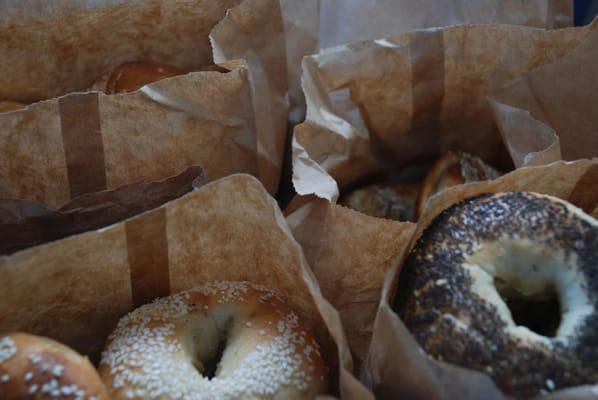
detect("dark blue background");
top-left (575, 0), bottom-right (598, 25)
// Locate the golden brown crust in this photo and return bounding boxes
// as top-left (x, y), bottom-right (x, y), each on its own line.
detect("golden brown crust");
top-left (99, 282), bottom-right (328, 399)
top-left (0, 101), bottom-right (25, 113)
top-left (0, 332), bottom-right (109, 400)
top-left (416, 152), bottom-right (500, 217)
top-left (340, 183), bottom-right (419, 222)
top-left (104, 61), bottom-right (185, 94)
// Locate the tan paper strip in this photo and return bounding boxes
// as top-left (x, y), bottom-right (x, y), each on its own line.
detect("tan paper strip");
top-left (409, 28), bottom-right (445, 130)
top-left (568, 163), bottom-right (598, 214)
top-left (125, 207), bottom-right (170, 307)
top-left (58, 93), bottom-right (107, 198)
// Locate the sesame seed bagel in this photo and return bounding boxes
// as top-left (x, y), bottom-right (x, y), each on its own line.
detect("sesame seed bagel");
top-left (99, 281), bottom-right (328, 400)
top-left (0, 332), bottom-right (109, 400)
top-left (394, 192), bottom-right (598, 398)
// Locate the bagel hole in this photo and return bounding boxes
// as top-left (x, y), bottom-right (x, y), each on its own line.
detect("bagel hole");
top-left (494, 277), bottom-right (561, 338)
top-left (203, 332), bottom-right (228, 380)
top-left (192, 317), bottom-right (233, 380)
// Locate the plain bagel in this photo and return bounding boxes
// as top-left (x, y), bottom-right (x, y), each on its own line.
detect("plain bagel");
top-left (104, 61), bottom-right (184, 94)
top-left (416, 151), bottom-right (500, 217)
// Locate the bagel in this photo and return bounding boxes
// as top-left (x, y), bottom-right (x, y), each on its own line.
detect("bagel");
top-left (340, 183), bottom-right (419, 221)
top-left (99, 281), bottom-right (328, 399)
top-left (0, 332), bottom-right (109, 400)
top-left (394, 192), bottom-right (598, 397)
top-left (416, 151), bottom-right (500, 217)
top-left (341, 152), bottom-right (498, 222)
top-left (102, 61), bottom-right (185, 94)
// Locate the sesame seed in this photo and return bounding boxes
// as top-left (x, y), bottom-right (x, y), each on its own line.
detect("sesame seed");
top-left (29, 354), bottom-right (42, 364)
top-left (0, 336), bottom-right (17, 364)
top-left (52, 365), bottom-right (64, 377)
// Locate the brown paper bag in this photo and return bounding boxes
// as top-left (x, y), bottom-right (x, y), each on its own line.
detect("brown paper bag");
top-left (0, 174), bottom-right (375, 399)
top-left (489, 20), bottom-right (598, 164)
top-left (362, 158), bottom-right (598, 399)
top-left (0, 0), bottom-right (244, 101)
top-left (287, 21), bottom-right (596, 367)
top-left (280, 0), bottom-right (573, 124)
top-left (288, 200), bottom-right (416, 361)
top-left (0, 165), bottom-right (203, 255)
top-left (210, 0), bottom-right (290, 194)
top-left (0, 0), bottom-right (133, 22)
top-left (277, 1), bottom-right (573, 207)
top-left (0, 0), bottom-right (290, 203)
top-left (0, 61), bottom-right (257, 209)
top-left (278, 0), bottom-right (320, 124)
top-left (292, 22), bottom-right (595, 202)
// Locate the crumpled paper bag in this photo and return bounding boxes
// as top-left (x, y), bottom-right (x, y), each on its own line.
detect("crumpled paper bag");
top-left (211, 0), bottom-right (290, 193)
top-left (0, 0), bottom-right (289, 201)
top-left (287, 199), bottom-right (416, 361)
top-left (287, 21), bottom-right (595, 370)
top-left (280, 0), bottom-right (573, 124)
top-left (489, 19), bottom-right (598, 164)
top-left (0, 60), bottom-right (256, 209)
top-left (0, 174), bottom-right (374, 399)
top-left (293, 21), bottom-right (594, 202)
